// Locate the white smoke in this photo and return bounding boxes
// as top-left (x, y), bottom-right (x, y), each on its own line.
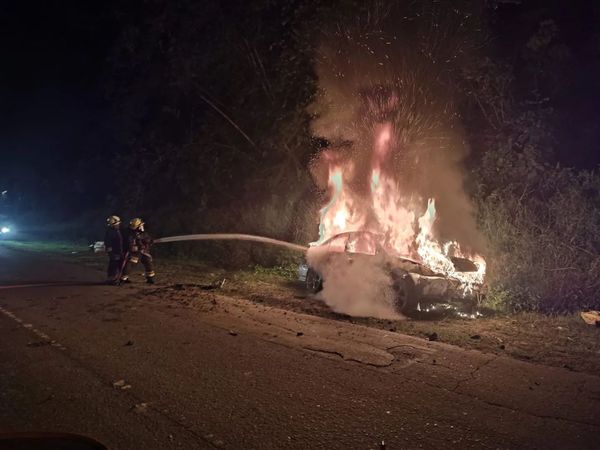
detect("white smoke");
top-left (307, 246), bottom-right (403, 320)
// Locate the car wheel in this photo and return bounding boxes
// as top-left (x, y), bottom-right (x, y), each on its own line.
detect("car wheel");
top-left (392, 273), bottom-right (417, 314)
top-left (305, 268), bottom-right (323, 294)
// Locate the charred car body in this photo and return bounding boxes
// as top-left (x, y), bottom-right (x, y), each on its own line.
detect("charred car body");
top-left (299, 231), bottom-right (485, 314)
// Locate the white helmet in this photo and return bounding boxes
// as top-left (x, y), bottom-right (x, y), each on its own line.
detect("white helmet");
top-left (107, 215), bottom-right (121, 226)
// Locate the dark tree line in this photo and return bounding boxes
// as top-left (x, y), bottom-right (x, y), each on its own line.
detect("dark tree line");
top-left (107, 0), bottom-right (326, 244)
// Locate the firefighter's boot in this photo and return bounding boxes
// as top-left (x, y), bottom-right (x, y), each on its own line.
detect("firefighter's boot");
top-left (144, 266), bottom-right (156, 284)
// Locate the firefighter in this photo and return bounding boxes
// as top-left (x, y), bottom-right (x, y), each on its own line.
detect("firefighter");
top-left (125, 217), bottom-right (156, 284)
top-left (104, 215), bottom-right (126, 285)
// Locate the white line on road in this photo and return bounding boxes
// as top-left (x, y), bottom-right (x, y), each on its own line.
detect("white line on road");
top-left (0, 303), bottom-right (221, 448)
top-left (0, 304), bottom-right (66, 350)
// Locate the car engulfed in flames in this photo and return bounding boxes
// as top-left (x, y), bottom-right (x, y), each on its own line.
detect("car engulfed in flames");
top-left (301, 117), bottom-right (487, 317)
top-left (299, 230), bottom-right (486, 315)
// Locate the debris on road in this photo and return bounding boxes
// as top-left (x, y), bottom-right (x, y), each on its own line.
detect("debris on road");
top-left (113, 379), bottom-right (132, 390)
top-left (133, 402), bottom-right (149, 414)
top-left (425, 332), bottom-right (438, 341)
top-left (124, 340), bottom-right (134, 346)
top-left (91, 241), bottom-right (105, 253)
top-left (580, 311), bottom-right (600, 326)
top-left (229, 330), bottom-right (238, 336)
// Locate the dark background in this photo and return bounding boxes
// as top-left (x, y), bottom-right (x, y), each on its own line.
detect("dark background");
top-left (0, 1), bottom-right (120, 216)
top-left (1, 0), bottom-right (599, 220)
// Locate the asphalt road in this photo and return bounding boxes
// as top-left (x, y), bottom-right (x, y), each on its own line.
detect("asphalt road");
top-left (0, 244), bottom-right (599, 449)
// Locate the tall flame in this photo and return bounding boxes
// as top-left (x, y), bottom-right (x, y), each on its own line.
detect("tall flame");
top-left (313, 125), bottom-right (486, 294)
top-left (313, 165), bottom-right (366, 245)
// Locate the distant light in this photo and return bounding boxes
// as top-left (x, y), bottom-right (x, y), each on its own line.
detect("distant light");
top-left (1, 227), bottom-right (10, 234)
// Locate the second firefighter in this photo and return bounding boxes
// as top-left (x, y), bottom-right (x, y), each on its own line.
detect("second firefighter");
top-left (122, 217), bottom-right (156, 284)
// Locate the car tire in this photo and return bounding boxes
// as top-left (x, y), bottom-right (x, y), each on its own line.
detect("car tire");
top-left (392, 273), bottom-right (417, 314)
top-left (305, 268), bottom-right (323, 294)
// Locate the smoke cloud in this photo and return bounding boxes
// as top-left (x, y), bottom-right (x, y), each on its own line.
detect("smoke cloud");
top-left (307, 245), bottom-right (403, 320)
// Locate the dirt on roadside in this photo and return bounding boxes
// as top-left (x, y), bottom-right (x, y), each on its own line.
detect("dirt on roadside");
top-left (139, 258), bottom-right (600, 376)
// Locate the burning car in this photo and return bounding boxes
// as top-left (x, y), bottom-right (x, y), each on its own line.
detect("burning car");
top-left (299, 230), bottom-right (485, 314)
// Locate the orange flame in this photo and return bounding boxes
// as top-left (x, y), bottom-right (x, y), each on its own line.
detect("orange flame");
top-left (314, 125), bottom-right (486, 293)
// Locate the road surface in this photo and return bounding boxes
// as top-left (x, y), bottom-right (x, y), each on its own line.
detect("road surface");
top-left (0, 244), bottom-right (599, 449)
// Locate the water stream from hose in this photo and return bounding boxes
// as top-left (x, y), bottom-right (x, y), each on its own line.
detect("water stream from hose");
top-left (154, 233), bottom-right (308, 253)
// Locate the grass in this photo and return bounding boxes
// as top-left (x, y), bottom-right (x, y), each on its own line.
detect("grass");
top-left (249, 263), bottom-right (298, 280)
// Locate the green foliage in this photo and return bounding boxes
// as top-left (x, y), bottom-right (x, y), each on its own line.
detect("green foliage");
top-left (460, 13), bottom-right (600, 312)
top-left (475, 149), bottom-right (600, 312)
top-left (250, 263), bottom-right (299, 280)
top-left (481, 286), bottom-right (512, 312)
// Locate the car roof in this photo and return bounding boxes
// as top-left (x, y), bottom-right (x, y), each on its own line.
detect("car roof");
top-left (320, 230), bottom-right (423, 265)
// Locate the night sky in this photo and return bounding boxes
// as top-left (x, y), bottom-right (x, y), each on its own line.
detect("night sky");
top-left (1, 0), bottom-right (599, 217)
top-left (0, 0), bottom-right (120, 214)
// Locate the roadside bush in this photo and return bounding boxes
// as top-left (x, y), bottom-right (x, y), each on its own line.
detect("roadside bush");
top-left (476, 147), bottom-right (600, 312)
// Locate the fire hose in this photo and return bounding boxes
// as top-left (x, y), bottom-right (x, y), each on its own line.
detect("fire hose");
top-left (153, 233), bottom-right (308, 253)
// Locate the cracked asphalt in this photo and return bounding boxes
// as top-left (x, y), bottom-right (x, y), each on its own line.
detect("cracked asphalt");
top-left (0, 245), bottom-right (599, 449)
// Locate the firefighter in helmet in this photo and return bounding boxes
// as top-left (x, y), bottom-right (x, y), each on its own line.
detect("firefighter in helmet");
top-left (124, 217), bottom-right (156, 284)
top-left (104, 215), bottom-right (126, 285)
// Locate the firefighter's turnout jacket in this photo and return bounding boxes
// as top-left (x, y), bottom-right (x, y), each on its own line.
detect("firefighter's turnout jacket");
top-left (124, 229), bottom-right (155, 281)
top-left (104, 226), bottom-right (126, 281)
